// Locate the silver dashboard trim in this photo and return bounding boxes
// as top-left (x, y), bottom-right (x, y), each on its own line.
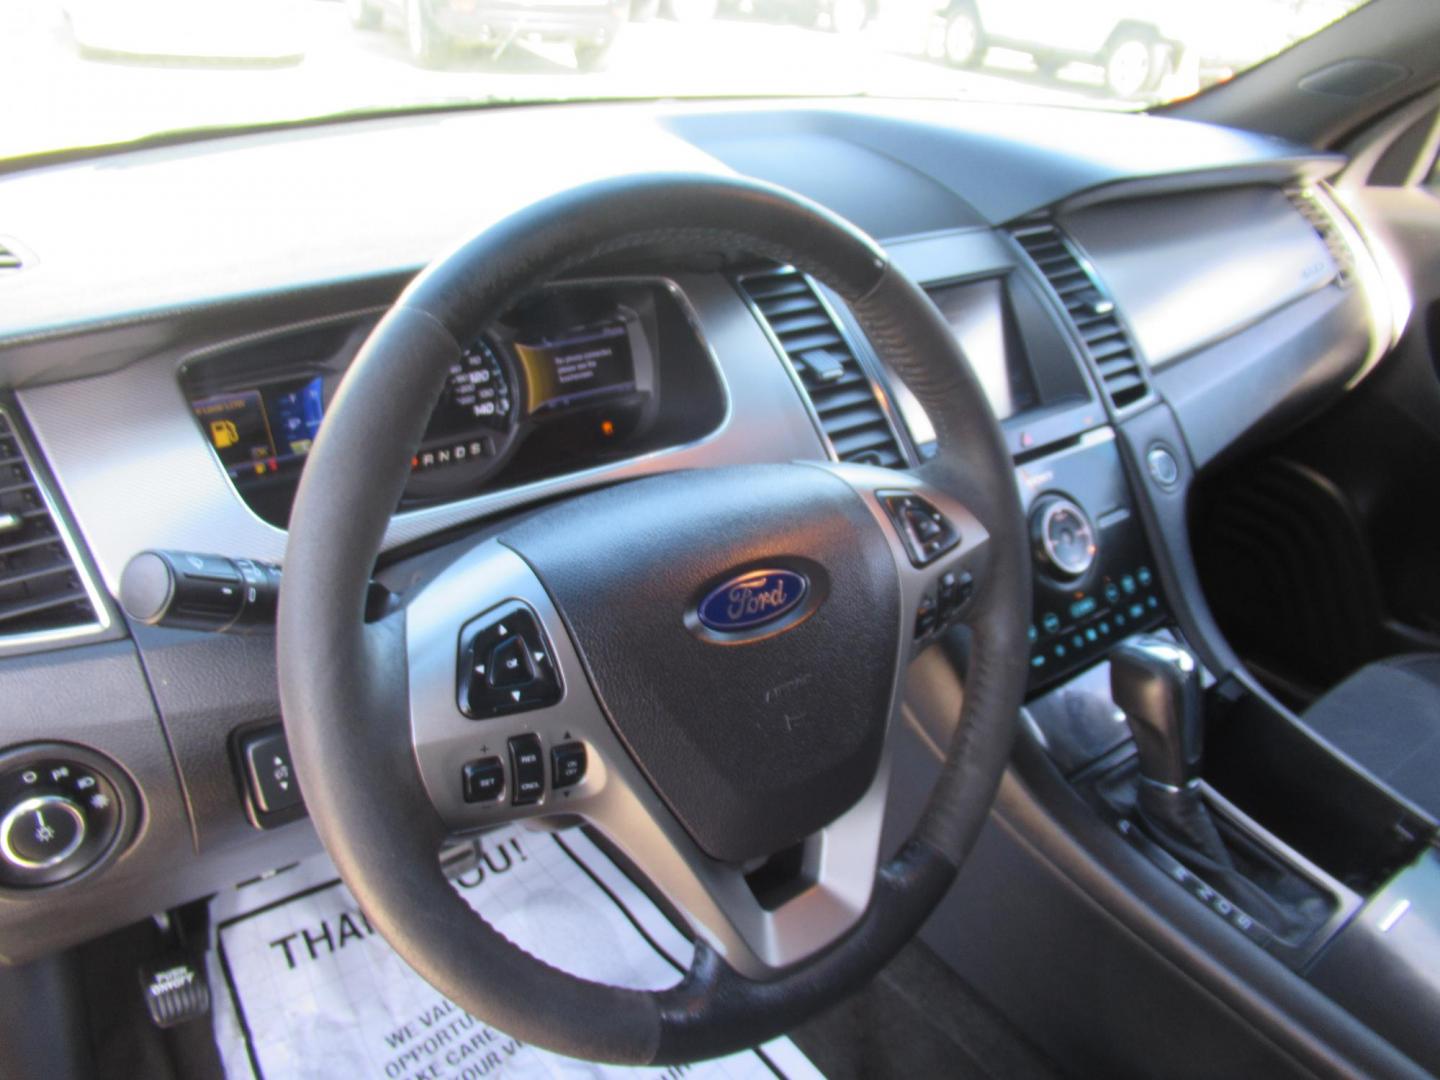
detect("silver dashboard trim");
top-left (1309, 182), bottom-right (1410, 391)
top-left (18, 273), bottom-right (822, 594)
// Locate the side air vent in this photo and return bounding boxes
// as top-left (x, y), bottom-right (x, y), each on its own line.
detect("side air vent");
top-left (0, 409), bottom-right (104, 642)
top-left (738, 268), bottom-right (906, 468)
top-left (0, 240), bottom-right (24, 272)
top-left (1011, 223), bottom-right (1150, 411)
top-left (1285, 187), bottom-right (1355, 287)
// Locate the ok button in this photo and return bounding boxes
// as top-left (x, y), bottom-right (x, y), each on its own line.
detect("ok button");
top-left (487, 636), bottom-right (535, 689)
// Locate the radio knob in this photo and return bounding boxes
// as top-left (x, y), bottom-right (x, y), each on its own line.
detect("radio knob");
top-left (1, 794), bottom-right (87, 871)
top-left (1031, 495), bottom-right (1097, 579)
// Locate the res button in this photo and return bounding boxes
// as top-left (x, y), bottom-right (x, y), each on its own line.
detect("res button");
top-left (508, 735), bottom-right (545, 806)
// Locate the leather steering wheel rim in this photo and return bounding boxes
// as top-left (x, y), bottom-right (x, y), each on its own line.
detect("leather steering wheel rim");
top-left (277, 173), bottom-right (1031, 1065)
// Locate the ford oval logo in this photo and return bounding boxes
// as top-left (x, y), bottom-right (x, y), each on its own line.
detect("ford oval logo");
top-left (697, 569), bottom-right (809, 633)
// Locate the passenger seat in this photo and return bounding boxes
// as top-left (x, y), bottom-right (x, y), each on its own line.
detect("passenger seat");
top-left (1301, 654), bottom-right (1440, 819)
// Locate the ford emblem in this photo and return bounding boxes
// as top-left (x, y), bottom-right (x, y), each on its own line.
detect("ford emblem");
top-left (696, 569), bottom-right (809, 634)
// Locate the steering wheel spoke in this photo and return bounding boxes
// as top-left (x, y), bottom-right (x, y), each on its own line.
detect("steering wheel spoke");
top-left (406, 535), bottom-right (896, 979)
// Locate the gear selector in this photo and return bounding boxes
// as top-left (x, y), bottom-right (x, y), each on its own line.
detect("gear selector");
top-left (1110, 638), bottom-right (1331, 943)
top-left (1109, 637), bottom-right (1230, 860)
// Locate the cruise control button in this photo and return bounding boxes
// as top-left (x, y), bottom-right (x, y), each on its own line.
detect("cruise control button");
top-left (462, 757), bottom-right (505, 803)
top-left (488, 636), bottom-right (534, 689)
top-left (508, 735), bottom-right (545, 805)
top-left (551, 743), bottom-right (587, 789)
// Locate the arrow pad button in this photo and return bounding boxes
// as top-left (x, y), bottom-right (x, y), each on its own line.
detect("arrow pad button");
top-left (457, 602), bottom-right (563, 719)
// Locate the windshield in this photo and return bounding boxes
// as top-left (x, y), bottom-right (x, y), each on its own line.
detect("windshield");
top-left (7, 0), bottom-right (1366, 163)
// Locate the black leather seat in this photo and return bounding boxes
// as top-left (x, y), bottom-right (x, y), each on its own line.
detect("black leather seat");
top-left (1302, 653), bottom-right (1440, 819)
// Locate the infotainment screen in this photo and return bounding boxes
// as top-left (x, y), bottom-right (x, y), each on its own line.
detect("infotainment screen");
top-left (191, 374), bottom-right (324, 479)
top-left (512, 317), bottom-right (636, 415)
top-left (925, 278), bottom-right (1038, 421)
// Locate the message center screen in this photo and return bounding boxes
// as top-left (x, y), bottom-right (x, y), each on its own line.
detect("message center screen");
top-left (513, 317), bottom-right (636, 415)
top-left (191, 374), bottom-right (324, 479)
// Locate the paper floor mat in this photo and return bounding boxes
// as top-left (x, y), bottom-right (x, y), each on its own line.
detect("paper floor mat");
top-left (209, 825), bottom-right (823, 1080)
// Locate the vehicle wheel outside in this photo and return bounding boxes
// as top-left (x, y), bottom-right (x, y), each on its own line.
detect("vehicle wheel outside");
top-left (1104, 31), bottom-right (1160, 97)
top-left (406, 0), bottom-right (450, 67)
top-left (825, 0), bottom-right (870, 34)
top-left (346, 0), bottom-right (383, 30)
top-left (942, 3), bottom-right (982, 67)
top-left (664, 0), bottom-right (719, 22)
top-left (574, 39), bottom-right (614, 70)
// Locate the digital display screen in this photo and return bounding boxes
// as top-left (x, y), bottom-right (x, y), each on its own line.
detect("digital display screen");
top-left (926, 279), bottom-right (1037, 422)
top-left (513, 318), bottom-right (635, 415)
top-left (192, 375), bottom-right (324, 479)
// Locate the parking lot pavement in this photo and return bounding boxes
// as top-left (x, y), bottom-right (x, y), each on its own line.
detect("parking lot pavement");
top-left (6, 0), bottom-right (1116, 163)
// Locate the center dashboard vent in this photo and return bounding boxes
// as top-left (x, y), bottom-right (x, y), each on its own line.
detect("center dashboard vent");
top-left (1011, 223), bottom-right (1151, 412)
top-left (0, 410), bottom-right (103, 643)
top-left (738, 268), bottom-right (906, 468)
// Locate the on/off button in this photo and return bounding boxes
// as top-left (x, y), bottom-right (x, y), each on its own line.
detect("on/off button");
top-left (508, 735), bottom-right (545, 806)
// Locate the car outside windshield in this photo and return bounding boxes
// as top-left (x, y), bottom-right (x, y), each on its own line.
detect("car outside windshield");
top-left (7, 0), bottom-right (1367, 163)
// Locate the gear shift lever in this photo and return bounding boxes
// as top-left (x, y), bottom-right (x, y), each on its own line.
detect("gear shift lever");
top-left (1110, 637), bottom-right (1202, 790)
top-left (1110, 637), bottom-right (1230, 864)
top-left (1109, 637), bottom-right (1331, 940)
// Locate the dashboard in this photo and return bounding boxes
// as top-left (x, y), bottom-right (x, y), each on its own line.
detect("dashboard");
top-left (0, 96), bottom-right (1404, 964)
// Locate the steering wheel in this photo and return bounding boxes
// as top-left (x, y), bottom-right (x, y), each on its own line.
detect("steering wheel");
top-left (277, 174), bottom-right (1030, 1065)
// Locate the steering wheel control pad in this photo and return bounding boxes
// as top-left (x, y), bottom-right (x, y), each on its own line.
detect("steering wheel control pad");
top-left (456, 600), bottom-right (563, 718)
top-left (500, 463), bottom-right (900, 864)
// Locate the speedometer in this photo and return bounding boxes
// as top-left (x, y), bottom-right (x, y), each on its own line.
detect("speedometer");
top-left (445, 338), bottom-right (514, 426)
top-left (405, 337), bottom-right (521, 499)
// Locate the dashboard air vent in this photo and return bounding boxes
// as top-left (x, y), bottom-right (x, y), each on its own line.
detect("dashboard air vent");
top-left (1285, 187), bottom-right (1354, 287)
top-left (1011, 223), bottom-right (1150, 411)
top-left (738, 268), bottom-right (905, 468)
top-left (0, 410), bottom-right (102, 640)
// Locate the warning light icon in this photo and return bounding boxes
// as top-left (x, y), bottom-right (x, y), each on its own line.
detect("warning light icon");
top-left (210, 419), bottom-right (240, 450)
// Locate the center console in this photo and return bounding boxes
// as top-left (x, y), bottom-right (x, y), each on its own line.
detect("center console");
top-left (872, 227), bottom-right (1440, 1077)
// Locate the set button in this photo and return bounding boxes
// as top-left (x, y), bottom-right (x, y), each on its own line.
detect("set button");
top-left (461, 757), bottom-right (505, 803)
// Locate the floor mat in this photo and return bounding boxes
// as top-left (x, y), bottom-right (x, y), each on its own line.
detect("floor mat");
top-left (208, 824), bottom-right (821, 1080)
